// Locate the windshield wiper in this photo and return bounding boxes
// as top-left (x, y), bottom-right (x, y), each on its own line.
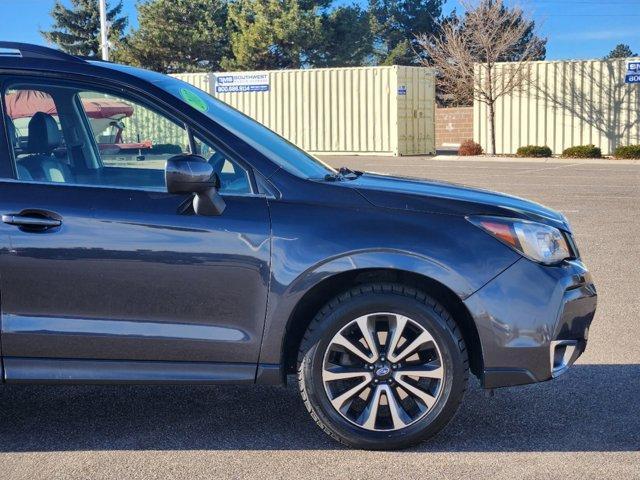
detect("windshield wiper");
top-left (324, 167), bottom-right (363, 182)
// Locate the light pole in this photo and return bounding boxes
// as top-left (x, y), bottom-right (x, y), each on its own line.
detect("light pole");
top-left (99, 0), bottom-right (109, 61)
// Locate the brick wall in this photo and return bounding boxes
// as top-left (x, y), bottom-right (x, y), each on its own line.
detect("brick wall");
top-left (435, 107), bottom-right (473, 148)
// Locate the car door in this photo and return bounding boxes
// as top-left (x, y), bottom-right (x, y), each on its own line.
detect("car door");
top-left (0, 75), bottom-right (271, 382)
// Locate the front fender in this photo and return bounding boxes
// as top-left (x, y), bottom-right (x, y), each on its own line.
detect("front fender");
top-left (257, 201), bottom-right (520, 367)
top-left (259, 249), bottom-right (495, 366)
top-left (286, 248), bottom-right (476, 300)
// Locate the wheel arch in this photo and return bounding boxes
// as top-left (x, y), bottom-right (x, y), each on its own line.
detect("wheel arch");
top-left (280, 267), bottom-right (484, 381)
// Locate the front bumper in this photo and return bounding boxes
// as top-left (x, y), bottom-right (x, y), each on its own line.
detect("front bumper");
top-left (464, 258), bottom-right (597, 389)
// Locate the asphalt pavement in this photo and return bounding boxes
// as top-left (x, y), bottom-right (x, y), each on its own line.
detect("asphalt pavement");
top-left (1, 156), bottom-right (638, 479)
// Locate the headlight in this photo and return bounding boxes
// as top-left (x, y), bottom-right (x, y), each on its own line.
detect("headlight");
top-left (468, 216), bottom-right (571, 265)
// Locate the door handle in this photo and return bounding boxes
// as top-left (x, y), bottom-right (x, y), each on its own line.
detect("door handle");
top-left (2, 213), bottom-right (62, 228)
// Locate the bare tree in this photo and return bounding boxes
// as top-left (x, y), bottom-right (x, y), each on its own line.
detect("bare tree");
top-left (417, 0), bottom-right (546, 154)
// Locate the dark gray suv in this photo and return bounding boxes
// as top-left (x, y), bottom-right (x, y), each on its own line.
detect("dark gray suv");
top-left (0, 43), bottom-right (597, 450)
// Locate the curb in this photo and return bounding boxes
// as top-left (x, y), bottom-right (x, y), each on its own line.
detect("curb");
top-left (431, 155), bottom-right (640, 165)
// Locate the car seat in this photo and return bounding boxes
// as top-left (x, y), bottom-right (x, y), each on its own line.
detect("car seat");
top-left (18, 112), bottom-right (73, 183)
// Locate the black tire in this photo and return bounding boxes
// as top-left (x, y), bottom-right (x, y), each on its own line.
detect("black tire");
top-left (297, 283), bottom-right (469, 450)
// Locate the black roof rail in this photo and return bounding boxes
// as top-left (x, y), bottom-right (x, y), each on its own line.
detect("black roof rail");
top-left (0, 41), bottom-right (85, 63)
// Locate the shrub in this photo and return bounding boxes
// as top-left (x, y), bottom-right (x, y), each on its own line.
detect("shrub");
top-left (562, 144), bottom-right (602, 158)
top-left (458, 140), bottom-right (483, 156)
top-left (516, 145), bottom-right (552, 157)
top-left (614, 145), bottom-right (640, 159)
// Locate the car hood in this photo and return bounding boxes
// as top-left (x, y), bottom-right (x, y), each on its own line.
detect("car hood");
top-left (350, 172), bottom-right (570, 231)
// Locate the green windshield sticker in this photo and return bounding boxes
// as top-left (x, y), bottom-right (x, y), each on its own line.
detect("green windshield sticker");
top-left (179, 88), bottom-right (208, 112)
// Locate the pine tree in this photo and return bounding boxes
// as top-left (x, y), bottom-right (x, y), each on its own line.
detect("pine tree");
top-left (308, 5), bottom-right (374, 67)
top-left (223, 0), bottom-right (322, 70)
top-left (604, 44), bottom-right (637, 60)
top-left (42, 0), bottom-right (127, 57)
top-left (117, 0), bottom-right (229, 73)
top-left (369, 0), bottom-right (445, 66)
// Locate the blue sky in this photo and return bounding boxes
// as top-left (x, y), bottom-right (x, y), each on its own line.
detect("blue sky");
top-left (2, 0), bottom-right (639, 60)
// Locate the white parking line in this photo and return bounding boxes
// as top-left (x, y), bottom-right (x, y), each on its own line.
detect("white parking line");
top-left (516, 163), bottom-right (581, 174)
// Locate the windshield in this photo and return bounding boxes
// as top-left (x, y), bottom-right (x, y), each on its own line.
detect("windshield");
top-left (101, 64), bottom-right (336, 179)
top-left (166, 78), bottom-right (338, 179)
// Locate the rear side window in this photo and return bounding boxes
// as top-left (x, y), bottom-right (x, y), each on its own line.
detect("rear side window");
top-left (2, 81), bottom-right (252, 194)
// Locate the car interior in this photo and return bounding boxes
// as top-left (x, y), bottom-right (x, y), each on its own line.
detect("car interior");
top-left (3, 83), bottom-right (252, 194)
top-left (15, 111), bottom-right (73, 183)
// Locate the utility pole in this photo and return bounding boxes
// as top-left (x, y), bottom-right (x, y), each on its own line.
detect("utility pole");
top-left (99, 0), bottom-right (109, 61)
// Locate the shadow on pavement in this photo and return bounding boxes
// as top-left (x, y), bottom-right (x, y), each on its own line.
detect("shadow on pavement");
top-left (0, 364), bottom-right (637, 452)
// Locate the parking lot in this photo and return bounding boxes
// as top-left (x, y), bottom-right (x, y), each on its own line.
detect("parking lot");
top-left (1, 157), bottom-right (638, 479)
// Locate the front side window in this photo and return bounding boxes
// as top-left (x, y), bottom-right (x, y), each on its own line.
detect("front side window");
top-left (4, 89), bottom-right (67, 181)
top-left (79, 91), bottom-right (190, 180)
top-left (2, 81), bottom-right (252, 194)
top-left (5, 89), bottom-right (63, 148)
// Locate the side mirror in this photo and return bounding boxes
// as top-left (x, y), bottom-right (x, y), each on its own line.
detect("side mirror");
top-left (165, 154), bottom-right (226, 216)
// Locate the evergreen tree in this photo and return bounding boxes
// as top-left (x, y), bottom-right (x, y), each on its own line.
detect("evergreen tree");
top-left (604, 44), bottom-right (637, 60)
top-left (42, 0), bottom-right (127, 57)
top-left (369, 0), bottom-right (445, 66)
top-left (308, 5), bottom-right (374, 67)
top-left (223, 0), bottom-right (322, 70)
top-left (117, 0), bottom-right (229, 73)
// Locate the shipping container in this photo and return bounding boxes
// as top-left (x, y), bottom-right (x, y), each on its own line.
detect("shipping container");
top-left (474, 58), bottom-right (640, 155)
top-left (174, 66), bottom-right (436, 156)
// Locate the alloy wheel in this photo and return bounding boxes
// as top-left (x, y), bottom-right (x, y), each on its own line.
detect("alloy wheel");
top-left (321, 312), bottom-right (445, 432)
